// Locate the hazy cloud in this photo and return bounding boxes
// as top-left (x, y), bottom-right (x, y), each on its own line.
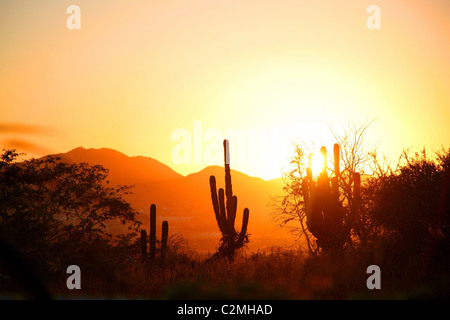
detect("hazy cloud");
top-left (0, 123), bottom-right (55, 135)
top-left (2, 138), bottom-right (53, 155)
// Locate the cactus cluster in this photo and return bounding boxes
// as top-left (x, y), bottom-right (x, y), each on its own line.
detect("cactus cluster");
top-left (209, 139), bottom-right (250, 260)
top-left (140, 204), bottom-right (169, 267)
top-left (302, 143), bottom-right (360, 252)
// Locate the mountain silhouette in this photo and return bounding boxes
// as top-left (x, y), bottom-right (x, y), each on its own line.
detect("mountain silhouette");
top-left (52, 147), bottom-right (182, 184)
top-left (47, 147), bottom-right (293, 253)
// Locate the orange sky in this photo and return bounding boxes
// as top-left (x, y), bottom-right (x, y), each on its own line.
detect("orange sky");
top-left (1, 0), bottom-right (449, 180)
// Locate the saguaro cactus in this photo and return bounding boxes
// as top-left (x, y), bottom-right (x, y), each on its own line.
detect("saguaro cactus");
top-left (140, 204), bottom-right (169, 266)
top-left (149, 204), bottom-right (156, 261)
top-left (209, 139), bottom-right (250, 260)
top-left (160, 220), bottom-right (169, 267)
top-left (302, 143), bottom-right (359, 252)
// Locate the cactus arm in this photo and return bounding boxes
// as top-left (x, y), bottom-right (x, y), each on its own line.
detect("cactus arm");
top-left (320, 146), bottom-right (327, 173)
top-left (224, 139), bottom-right (233, 199)
top-left (306, 167), bottom-right (313, 181)
top-left (228, 195), bottom-right (237, 233)
top-left (308, 153), bottom-right (313, 169)
top-left (236, 208), bottom-right (249, 247)
top-left (302, 179), bottom-right (311, 221)
top-left (210, 176), bottom-right (222, 227)
top-left (223, 139), bottom-right (236, 231)
top-left (149, 204), bottom-right (156, 261)
top-left (160, 220), bottom-right (169, 267)
top-left (218, 188), bottom-right (226, 225)
top-left (333, 144), bottom-right (340, 177)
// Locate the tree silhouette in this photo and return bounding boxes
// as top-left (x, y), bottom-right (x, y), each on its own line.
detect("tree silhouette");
top-left (0, 149), bottom-right (141, 292)
top-left (365, 148), bottom-right (450, 251)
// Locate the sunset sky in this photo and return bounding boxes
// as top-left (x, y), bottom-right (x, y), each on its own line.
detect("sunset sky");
top-left (1, 0), bottom-right (449, 180)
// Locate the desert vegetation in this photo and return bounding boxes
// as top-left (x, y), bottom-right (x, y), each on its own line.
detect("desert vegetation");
top-left (1, 132), bottom-right (449, 299)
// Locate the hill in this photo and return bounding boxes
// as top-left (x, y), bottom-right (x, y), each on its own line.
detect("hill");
top-left (48, 147), bottom-right (294, 252)
top-left (51, 147), bottom-right (182, 185)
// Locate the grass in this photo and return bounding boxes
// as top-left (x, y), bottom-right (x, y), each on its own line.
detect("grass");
top-left (3, 242), bottom-right (449, 300)
top-left (46, 246), bottom-right (439, 300)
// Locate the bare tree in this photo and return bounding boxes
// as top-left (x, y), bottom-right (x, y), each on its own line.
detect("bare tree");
top-left (275, 144), bottom-right (318, 254)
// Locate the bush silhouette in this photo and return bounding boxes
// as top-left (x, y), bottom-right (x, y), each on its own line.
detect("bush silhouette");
top-left (366, 149), bottom-right (450, 253)
top-left (0, 149), bottom-right (141, 295)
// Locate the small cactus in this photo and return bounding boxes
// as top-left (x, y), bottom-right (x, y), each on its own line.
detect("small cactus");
top-left (160, 220), bottom-right (168, 267)
top-left (140, 204), bottom-right (169, 267)
top-left (149, 204), bottom-right (156, 261)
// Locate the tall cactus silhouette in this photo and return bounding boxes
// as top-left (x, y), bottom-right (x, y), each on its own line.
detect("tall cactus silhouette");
top-left (160, 220), bottom-right (169, 267)
top-left (302, 143), bottom-right (359, 252)
top-left (149, 204), bottom-right (156, 261)
top-left (209, 139), bottom-right (250, 260)
top-left (140, 204), bottom-right (169, 266)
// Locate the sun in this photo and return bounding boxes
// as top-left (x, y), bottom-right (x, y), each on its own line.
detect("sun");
top-left (308, 150), bottom-right (327, 178)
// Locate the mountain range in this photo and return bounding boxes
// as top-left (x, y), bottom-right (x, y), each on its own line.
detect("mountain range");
top-left (50, 147), bottom-right (295, 253)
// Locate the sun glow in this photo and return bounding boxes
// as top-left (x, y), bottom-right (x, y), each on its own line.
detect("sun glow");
top-left (308, 150), bottom-right (327, 178)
